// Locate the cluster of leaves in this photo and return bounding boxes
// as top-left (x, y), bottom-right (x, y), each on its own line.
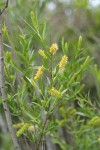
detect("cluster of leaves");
top-left (2, 9), bottom-right (100, 150)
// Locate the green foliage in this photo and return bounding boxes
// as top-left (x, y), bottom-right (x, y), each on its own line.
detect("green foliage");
top-left (2, 11), bottom-right (96, 150)
top-left (1, 1), bottom-right (100, 150)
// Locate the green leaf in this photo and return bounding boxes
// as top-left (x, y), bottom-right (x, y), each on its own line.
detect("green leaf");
top-left (78, 35), bottom-right (82, 50)
top-left (11, 61), bottom-right (23, 74)
top-left (24, 110), bottom-right (39, 123)
top-left (76, 112), bottom-right (89, 117)
top-left (42, 22), bottom-right (46, 40)
top-left (26, 77), bottom-right (42, 94)
top-left (31, 11), bottom-right (38, 30)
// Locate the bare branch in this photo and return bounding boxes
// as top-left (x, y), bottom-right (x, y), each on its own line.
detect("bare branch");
top-left (0, 0), bottom-right (9, 15)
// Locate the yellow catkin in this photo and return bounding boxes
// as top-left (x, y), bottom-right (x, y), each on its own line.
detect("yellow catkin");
top-left (16, 123), bottom-right (31, 137)
top-left (88, 116), bottom-right (100, 127)
top-left (98, 137), bottom-right (100, 142)
top-left (49, 43), bottom-right (58, 55)
top-left (13, 123), bottom-right (37, 132)
top-left (13, 123), bottom-right (24, 129)
top-left (49, 87), bottom-right (62, 98)
top-left (38, 49), bottom-right (47, 59)
top-left (28, 125), bottom-right (38, 132)
top-left (34, 66), bottom-right (44, 80)
top-left (59, 55), bottom-right (68, 70)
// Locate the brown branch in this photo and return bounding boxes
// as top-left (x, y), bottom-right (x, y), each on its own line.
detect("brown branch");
top-left (36, 53), bottom-right (54, 150)
top-left (0, 1), bottom-right (21, 150)
top-left (36, 116), bottom-right (48, 150)
top-left (0, 0), bottom-right (9, 15)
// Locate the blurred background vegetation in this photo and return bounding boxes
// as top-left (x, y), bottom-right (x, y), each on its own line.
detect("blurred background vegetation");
top-left (0, 0), bottom-right (100, 150)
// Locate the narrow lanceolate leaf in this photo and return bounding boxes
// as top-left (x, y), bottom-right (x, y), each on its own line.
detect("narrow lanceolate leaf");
top-left (42, 23), bottom-right (46, 40)
top-left (78, 35), bottom-right (82, 49)
top-left (80, 56), bottom-right (90, 70)
top-left (26, 76), bottom-right (42, 94)
top-left (31, 11), bottom-right (38, 30)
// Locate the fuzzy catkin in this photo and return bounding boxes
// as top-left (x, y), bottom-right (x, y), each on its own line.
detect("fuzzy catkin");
top-left (16, 123), bottom-right (31, 137)
top-left (49, 87), bottom-right (62, 98)
top-left (34, 66), bottom-right (44, 80)
top-left (59, 55), bottom-right (68, 70)
top-left (39, 49), bottom-right (47, 59)
top-left (49, 43), bottom-right (58, 55)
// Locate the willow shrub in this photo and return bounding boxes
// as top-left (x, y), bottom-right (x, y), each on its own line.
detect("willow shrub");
top-left (2, 11), bottom-right (100, 150)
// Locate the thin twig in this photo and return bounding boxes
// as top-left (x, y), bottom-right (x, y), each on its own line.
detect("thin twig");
top-left (36, 52), bottom-right (54, 150)
top-left (0, 1), bottom-right (21, 150)
top-left (0, 0), bottom-right (9, 15)
top-left (36, 116), bottom-right (48, 150)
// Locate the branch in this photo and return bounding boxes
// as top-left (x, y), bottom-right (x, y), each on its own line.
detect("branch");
top-left (0, 1), bottom-right (21, 150)
top-left (0, 0), bottom-right (9, 15)
top-left (36, 116), bottom-right (48, 150)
